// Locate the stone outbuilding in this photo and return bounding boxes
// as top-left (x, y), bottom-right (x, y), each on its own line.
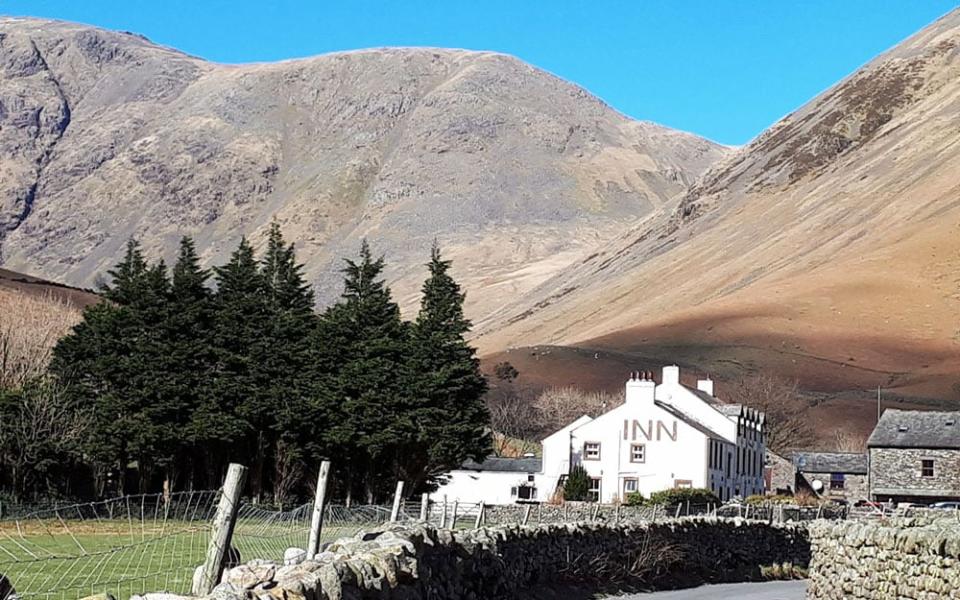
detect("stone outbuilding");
top-left (793, 451), bottom-right (868, 503)
top-left (867, 409), bottom-right (960, 504)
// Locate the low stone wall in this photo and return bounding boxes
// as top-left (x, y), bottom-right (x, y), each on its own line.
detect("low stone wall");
top-left (183, 519), bottom-right (808, 600)
top-left (808, 518), bottom-right (960, 599)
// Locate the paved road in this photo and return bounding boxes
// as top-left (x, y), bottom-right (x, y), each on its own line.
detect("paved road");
top-left (602, 580), bottom-right (807, 599)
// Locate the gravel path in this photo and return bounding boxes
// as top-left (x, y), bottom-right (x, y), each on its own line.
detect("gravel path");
top-left (601, 580), bottom-right (807, 599)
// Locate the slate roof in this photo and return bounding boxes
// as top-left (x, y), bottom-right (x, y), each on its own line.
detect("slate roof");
top-left (684, 385), bottom-right (718, 405)
top-left (655, 400), bottom-right (731, 443)
top-left (868, 410), bottom-right (960, 449)
top-left (793, 451), bottom-right (868, 474)
top-left (460, 456), bottom-right (542, 473)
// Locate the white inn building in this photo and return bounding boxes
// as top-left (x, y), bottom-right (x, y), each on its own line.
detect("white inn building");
top-left (436, 366), bottom-right (766, 504)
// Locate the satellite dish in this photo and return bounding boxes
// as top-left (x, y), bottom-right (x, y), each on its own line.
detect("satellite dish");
top-left (812, 479), bottom-right (824, 492)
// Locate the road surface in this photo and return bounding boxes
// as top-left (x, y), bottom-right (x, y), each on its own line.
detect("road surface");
top-left (601, 580), bottom-right (807, 599)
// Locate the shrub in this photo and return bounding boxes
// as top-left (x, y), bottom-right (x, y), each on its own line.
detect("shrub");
top-left (647, 487), bottom-right (719, 507)
top-left (563, 464), bottom-right (591, 502)
top-left (746, 494), bottom-right (794, 505)
top-left (623, 491), bottom-right (645, 506)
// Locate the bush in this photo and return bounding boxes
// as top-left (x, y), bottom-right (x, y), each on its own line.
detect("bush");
top-left (623, 491), bottom-right (645, 506)
top-left (746, 494), bottom-right (794, 505)
top-left (563, 464), bottom-right (591, 502)
top-left (647, 487), bottom-right (719, 507)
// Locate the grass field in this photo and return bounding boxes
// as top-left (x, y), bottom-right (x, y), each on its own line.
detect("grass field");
top-left (0, 513), bottom-right (382, 600)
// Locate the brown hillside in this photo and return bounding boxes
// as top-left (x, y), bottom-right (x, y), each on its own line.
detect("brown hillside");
top-left (477, 9), bottom-right (960, 424)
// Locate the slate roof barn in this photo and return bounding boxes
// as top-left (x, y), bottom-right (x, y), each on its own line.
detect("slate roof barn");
top-left (793, 452), bottom-right (868, 475)
top-left (868, 410), bottom-right (960, 449)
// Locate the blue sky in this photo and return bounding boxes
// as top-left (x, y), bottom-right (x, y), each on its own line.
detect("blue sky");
top-left (5, 1), bottom-right (957, 145)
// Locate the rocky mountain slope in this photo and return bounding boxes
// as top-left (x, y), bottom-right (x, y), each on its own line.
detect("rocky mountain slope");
top-left (478, 8), bottom-right (960, 415)
top-left (0, 17), bottom-right (728, 319)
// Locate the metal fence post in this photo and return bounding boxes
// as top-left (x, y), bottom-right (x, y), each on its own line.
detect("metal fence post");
top-left (450, 501), bottom-right (459, 529)
top-left (419, 493), bottom-right (429, 522)
top-left (306, 460), bottom-right (331, 558)
top-left (440, 495), bottom-right (448, 528)
top-left (389, 481), bottom-right (405, 522)
top-left (522, 505), bottom-right (531, 526)
top-left (194, 463), bottom-right (247, 596)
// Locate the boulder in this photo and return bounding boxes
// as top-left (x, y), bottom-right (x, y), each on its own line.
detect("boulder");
top-left (283, 548), bottom-right (306, 566)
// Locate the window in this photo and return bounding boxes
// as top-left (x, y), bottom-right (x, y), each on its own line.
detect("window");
top-left (922, 459), bottom-right (935, 477)
top-left (830, 473), bottom-right (845, 490)
top-left (527, 474), bottom-right (535, 482)
top-left (588, 478), bottom-right (602, 502)
top-left (630, 443), bottom-right (646, 463)
top-left (674, 479), bottom-right (693, 489)
top-left (584, 442), bottom-right (601, 461)
top-left (623, 478), bottom-right (638, 494)
top-left (518, 485), bottom-right (537, 500)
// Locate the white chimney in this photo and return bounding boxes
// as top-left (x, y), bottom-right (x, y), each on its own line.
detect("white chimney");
top-left (625, 371), bottom-right (655, 405)
top-left (697, 378), bottom-right (714, 397)
top-left (662, 365), bottom-right (680, 385)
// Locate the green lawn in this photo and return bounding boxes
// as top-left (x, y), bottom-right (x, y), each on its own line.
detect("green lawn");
top-left (0, 519), bottom-right (366, 600)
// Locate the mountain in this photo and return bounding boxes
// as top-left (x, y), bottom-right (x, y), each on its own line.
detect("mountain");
top-left (0, 17), bottom-right (728, 320)
top-left (477, 8), bottom-right (960, 433)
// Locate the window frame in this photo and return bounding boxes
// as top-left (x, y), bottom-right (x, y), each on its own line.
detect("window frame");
top-left (922, 459), bottom-right (935, 478)
top-left (630, 443), bottom-right (646, 464)
top-left (583, 441), bottom-right (602, 461)
top-left (623, 477), bottom-right (639, 494)
top-left (588, 477), bottom-right (602, 502)
top-left (830, 472), bottom-right (845, 490)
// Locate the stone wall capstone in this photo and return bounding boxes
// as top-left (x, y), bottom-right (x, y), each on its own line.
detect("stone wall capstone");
top-left (153, 518), bottom-right (809, 600)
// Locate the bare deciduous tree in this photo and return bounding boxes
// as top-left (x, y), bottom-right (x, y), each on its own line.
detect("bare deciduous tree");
top-left (0, 379), bottom-right (89, 500)
top-left (833, 428), bottom-right (867, 453)
top-left (487, 394), bottom-right (541, 456)
top-left (533, 386), bottom-right (623, 437)
top-left (724, 372), bottom-right (814, 454)
top-left (0, 289), bottom-right (81, 390)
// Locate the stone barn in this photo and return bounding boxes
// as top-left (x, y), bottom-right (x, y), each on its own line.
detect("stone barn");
top-left (868, 409), bottom-right (960, 504)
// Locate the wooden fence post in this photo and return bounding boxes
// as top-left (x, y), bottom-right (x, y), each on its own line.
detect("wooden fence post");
top-left (522, 505), bottom-right (531, 526)
top-left (474, 502), bottom-right (485, 529)
top-left (538, 503), bottom-right (543, 524)
top-left (450, 501), bottom-right (459, 529)
top-left (615, 503), bottom-right (621, 525)
top-left (194, 463), bottom-right (247, 596)
top-left (440, 496), bottom-right (448, 528)
top-left (419, 493), bottom-right (429, 522)
top-left (390, 481), bottom-right (405, 522)
top-left (306, 460), bottom-right (331, 558)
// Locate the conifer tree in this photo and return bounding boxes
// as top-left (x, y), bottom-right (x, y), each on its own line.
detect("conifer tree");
top-left (161, 237), bottom-right (214, 489)
top-left (202, 237), bottom-right (266, 482)
top-left (316, 240), bottom-right (410, 503)
top-left (51, 240), bottom-right (173, 493)
top-left (406, 243), bottom-right (490, 490)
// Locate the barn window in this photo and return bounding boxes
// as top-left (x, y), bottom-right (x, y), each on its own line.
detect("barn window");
top-left (922, 459), bottom-right (935, 477)
top-left (630, 444), bottom-right (646, 463)
top-left (830, 473), bottom-right (845, 490)
top-left (584, 442), bottom-right (601, 461)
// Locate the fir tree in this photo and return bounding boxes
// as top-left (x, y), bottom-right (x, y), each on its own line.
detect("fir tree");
top-left (406, 243), bottom-right (490, 490)
top-left (316, 240), bottom-right (410, 503)
top-left (564, 464), bottom-right (591, 502)
top-left (202, 237), bottom-right (266, 480)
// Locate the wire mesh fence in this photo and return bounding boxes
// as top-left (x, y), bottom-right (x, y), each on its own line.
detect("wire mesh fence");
top-left (0, 491), bottom-right (219, 600)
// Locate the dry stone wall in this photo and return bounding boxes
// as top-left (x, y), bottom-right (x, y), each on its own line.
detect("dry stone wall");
top-left (808, 517), bottom-right (960, 599)
top-left (168, 519), bottom-right (808, 600)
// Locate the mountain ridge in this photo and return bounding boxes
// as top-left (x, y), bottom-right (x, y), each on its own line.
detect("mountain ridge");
top-left (0, 17), bottom-right (728, 320)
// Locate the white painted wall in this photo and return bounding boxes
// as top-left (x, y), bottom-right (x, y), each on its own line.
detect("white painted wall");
top-left (433, 469), bottom-right (540, 505)
top-left (434, 365), bottom-right (767, 505)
